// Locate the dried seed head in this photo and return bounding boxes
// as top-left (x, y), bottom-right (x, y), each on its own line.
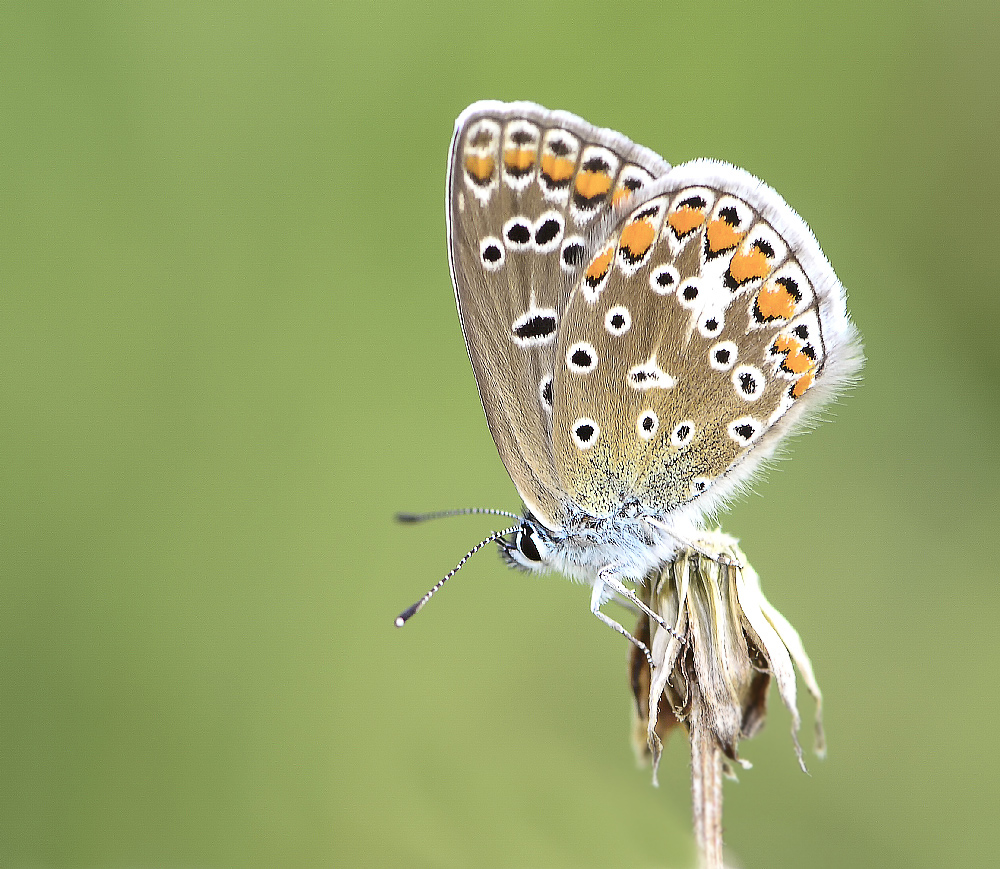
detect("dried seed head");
top-left (630, 531), bottom-right (825, 783)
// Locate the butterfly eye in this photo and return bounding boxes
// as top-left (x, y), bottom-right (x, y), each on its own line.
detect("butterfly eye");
top-left (517, 527), bottom-right (543, 563)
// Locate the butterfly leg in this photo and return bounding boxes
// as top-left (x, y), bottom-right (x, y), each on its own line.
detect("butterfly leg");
top-left (597, 566), bottom-right (686, 644)
top-left (596, 567), bottom-right (668, 630)
top-left (591, 579), bottom-right (654, 669)
top-left (688, 545), bottom-right (742, 571)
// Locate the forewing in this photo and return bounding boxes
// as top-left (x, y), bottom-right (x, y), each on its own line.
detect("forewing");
top-left (551, 159), bottom-right (862, 519)
top-left (446, 101), bottom-right (671, 527)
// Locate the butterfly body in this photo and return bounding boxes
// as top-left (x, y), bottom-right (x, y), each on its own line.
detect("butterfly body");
top-left (429, 101), bottom-right (861, 651)
top-left (501, 502), bottom-right (696, 585)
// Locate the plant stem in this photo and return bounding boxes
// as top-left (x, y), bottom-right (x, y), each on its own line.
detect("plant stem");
top-left (690, 684), bottom-right (723, 869)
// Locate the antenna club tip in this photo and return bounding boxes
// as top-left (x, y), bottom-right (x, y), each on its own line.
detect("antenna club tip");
top-left (395, 601), bottom-right (421, 625)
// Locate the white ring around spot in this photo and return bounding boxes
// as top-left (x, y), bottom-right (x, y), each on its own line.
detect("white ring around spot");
top-left (566, 341), bottom-right (598, 374)
top-left (571, 417), bottom-right (600, 450)
top-left (709, 341), bottom-right (738, 371)
top-left (479, 236), bottom-right (505, 271)
top-left (650, 264), bottom-right (679, 295)
top-left (671, 420), bottom-right (695, 448)
top-left (728, 416), bottom-right (761, 446)
top-left (604, 305), bottom-right (632, 336)
top-left (732, 365), bottom-right (764, 402)
top-left (637, 410), bottom-right (659, 440)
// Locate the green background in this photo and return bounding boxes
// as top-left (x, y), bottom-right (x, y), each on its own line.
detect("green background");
top-left (3, 2), bottom-right (997, 867)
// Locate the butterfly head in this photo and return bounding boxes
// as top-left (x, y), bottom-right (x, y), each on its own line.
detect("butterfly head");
top-left (496, 500), bottom-right (698, 586)
top-left (498, 512), bottom-right (553, 573)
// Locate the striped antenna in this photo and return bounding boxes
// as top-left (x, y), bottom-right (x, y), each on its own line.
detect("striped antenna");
top-left (396, 507), bottom-right (522, 523)
top-left (394, 524), bottom-right (520, 627)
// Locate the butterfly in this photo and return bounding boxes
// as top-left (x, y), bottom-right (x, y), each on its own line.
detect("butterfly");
top-left (397, 101), bottom-right (861, 664)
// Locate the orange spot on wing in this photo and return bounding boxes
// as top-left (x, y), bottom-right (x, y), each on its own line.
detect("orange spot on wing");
top-left (504, 147), bottom-right (535, 172)
top-left (668, 205), bottom-right (706, 237)
top-left (772, 333), bottom-right (796, 353)
top-left (784, 346), bottom-right (815, 374)
top-left (773, 334), bottom-right (816, 375)
top-left (756, 283), bottom-right (797, 321)
top-left (585, 246), bottom-right (615, 283)
top-left (541, 154), bottom-right (575, 182)
top-left (620, 220), bottom-right (656, 258)
top-left (465, 154), bottom-right (494, 182)
top-left (613, 172), bottom-right (644, 206)
top-left (781, 349), bottom-right (816, 374)
top-left (706, 218), bottom-right (746, 253)
top-left (791, 372), bottom-right (815, 398)
top-left (575, 170), bottom-right (612, 199)
top-left (612, 187), bottom-right (633, 206)
top-left (729, 247), bottom-right (772, 284)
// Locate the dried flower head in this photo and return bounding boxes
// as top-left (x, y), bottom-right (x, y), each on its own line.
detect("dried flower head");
top-left (630, 530), bottom-right (825, 783)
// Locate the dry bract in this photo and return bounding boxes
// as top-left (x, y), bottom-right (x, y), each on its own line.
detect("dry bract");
top-left (630, 530), bottom-right (825, 782)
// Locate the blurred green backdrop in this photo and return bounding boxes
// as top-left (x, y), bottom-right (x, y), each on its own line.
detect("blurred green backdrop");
top-left (2, 2), bottom-right (998, 867)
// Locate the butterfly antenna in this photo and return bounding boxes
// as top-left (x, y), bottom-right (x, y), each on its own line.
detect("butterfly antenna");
top-left (396, 507), bottom-right (522, 523)
top-left (394, 524), bottom-right (520, 627)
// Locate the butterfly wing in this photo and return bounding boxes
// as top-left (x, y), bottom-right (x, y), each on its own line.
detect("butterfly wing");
top-left (446, 101), bottom-right (671, 528)
top-left (550, 160), bottom-right (862, 522)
